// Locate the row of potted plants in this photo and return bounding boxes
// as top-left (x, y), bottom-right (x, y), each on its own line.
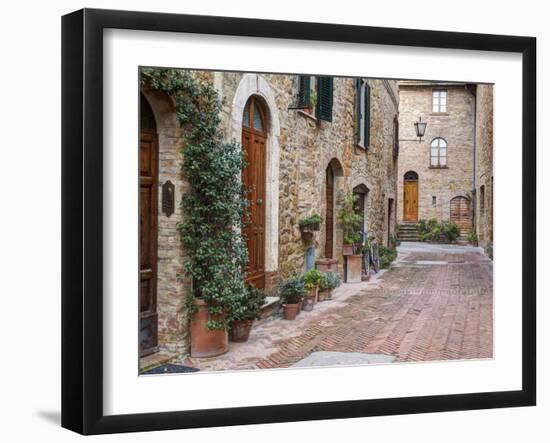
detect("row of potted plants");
top-left (279, 269), bottom-right (341, 320)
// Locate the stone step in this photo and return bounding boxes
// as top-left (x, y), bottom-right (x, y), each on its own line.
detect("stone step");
top-left (258, 296), bottom-right (280, 322)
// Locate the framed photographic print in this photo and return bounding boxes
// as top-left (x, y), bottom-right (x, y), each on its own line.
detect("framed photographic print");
top-left (61, 8), bottom-right (536, 435)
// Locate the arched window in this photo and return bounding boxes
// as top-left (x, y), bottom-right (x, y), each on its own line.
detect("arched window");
top-left (430, 138), bottom-right (447, 168)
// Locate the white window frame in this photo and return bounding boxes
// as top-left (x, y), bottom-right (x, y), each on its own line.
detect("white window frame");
top-left (430, 137), bottom-right (448, 168)
top-left (432, 90), bottom-right (447, 113)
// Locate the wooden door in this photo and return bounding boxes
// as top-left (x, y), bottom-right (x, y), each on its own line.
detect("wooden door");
top-left (403, 180), bottom-right (418, 221)
top-left (139, 95), bottom-right (158, 357)
top-left (450, 196), bottom-right (471, 235)
top-left (325, 166), bottom-right (334, 258)
top-left (242, 97), bottom-right (267, 288)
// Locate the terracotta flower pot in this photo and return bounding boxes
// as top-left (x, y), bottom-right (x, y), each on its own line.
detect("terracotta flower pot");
top-left (283, 303), bottom-right (300, 320)
top-left (318, 288), bottom-right (330, 302)
top-left (345, 254), bottom-right (363, 283)
top-left (342, 244), bottom-right (354, 256)
top-left (302, 287), bottom-right (317, 311)
top-left (230, 319), bottom-right (254, 343)
top-left (190, 299), bottom-right (229, 358)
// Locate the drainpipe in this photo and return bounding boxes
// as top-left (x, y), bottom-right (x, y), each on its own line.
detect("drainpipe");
top-left (469, 85), bottom-right (477, 233)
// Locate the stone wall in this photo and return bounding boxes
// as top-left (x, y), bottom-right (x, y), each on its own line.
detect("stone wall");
top-left (397, 83), bottom-right (475, 225)
top-left (474, 85), bottom-right (494, 253)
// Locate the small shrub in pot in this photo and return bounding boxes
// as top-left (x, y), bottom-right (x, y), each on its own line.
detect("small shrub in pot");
top-left (279, 276), bottom-right (306, 320)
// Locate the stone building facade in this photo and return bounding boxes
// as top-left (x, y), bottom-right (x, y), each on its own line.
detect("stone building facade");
top-left (397, 82), bottom-right (476, 234)
top-left (397, 81), bottom-right (493, 246)
top-left (474, 85), bottom-right (494, 253)
top-left (140, 70), bottom-right (399, 358)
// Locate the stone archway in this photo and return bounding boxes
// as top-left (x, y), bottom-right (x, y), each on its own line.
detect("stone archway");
top-left (231, 74), bottom-right (281, 286)
top-left (140, 87), bottom-right (188, 355)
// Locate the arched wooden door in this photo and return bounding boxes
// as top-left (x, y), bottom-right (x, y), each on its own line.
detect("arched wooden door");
top-left (139, 94), bottom-right (158, 357)
top-left (325, 166), bottom-right (335, 258)
top-left (403, 171), bottom-right (419, 222)
top-left (242, 97), bottom-right (267, 288)
top-left (450, 196), bottom-right (471, 236)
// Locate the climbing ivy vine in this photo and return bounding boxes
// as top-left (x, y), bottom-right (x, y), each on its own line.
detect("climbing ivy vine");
top-left (140, 68), bottom-right (249, 330)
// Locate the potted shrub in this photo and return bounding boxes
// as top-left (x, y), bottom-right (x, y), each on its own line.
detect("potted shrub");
top-left (229, 285), bottom-right (267, 343)
top-left (317, 273), bottom-right (331, 302)
top-left (299, 213), bottom-right (323, 232)
top-left (302, 268), bottom-right (322, 311)
top-left (338, 192), bottom-right (362, 255)
top-left (279, 276), bottom-right (306, 320)
top-left (325, 272), bottom-right (341, 299)
top-left (299, 213), bottom-right (323, 242)
top-left (467, 228), bottom-right (479, 246)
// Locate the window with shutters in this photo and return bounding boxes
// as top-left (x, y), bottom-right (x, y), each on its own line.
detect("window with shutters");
top-left (297, 75), bottom-right (333, 122)
top-left (430, 137), bottom-right (448, 168)
top-left (355, 79), bottom-right (371, 148)
top-left (432, 90), bottom-right (447, 113)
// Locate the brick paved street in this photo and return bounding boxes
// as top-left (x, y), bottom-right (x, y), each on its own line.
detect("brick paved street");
top-left (174, 242), bottom-right (493, 371)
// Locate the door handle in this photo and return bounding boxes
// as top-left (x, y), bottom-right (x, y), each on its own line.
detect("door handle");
top-left (256, 198), bottom-right (263, 205)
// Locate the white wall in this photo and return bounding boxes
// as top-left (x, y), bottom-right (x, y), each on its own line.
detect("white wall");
top-left (0, 0), bottom-right (546, 441)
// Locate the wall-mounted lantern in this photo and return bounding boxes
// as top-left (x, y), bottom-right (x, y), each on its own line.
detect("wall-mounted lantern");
top-left (414, 116), bottom-right (427, 143)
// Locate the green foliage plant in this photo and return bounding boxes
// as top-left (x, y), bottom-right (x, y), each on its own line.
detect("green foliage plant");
top-left (467, 228), bottom-right (478, 244)
top-left (230, 285), bottom-right (267, 322)
top-left (338, 191), bottom-right (362, 245)
top-left (279, 276), bottom-right (306, 305)
top-left (298, 213), bottom-right (323, 227)
top-left (379, 246), bottom-right (397, 269)
top-left (325, 272), bottom-right (341, 289)
top-left (303, 268), bottom-right (323, 290)
top-left (140, 68), bottom-right (249, 330)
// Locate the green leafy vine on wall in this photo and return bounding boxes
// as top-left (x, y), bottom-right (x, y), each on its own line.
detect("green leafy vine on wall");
top-left (140, 68), bottom-right (249, 330)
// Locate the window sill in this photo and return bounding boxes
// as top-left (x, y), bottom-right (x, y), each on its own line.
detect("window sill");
top-left (356, 143), bottom-right (368, 151)
top-left (430, 112), bottom-right (449, 116)
top-left (297, 109), bottom-right (317, 121)
top-left (429, 165), bottom-right (448, 169)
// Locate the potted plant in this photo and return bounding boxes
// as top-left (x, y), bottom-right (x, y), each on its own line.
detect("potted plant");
top-left (302, 268), bottom-right (322, 311)
top-left (317, 273), bottom-right (331, 301)
top-left (324, 272), bottom-right (341, 299)
top-left (338, 192), bottom-right (362, 255)
top-left (229, 285), bottom-right (267, 343)
top-left (467, 228), bottom-right (479, 246)
top-left (299, 213), bottom-right (323, 232)
top-left (279, 276), bottom-right (306, 320)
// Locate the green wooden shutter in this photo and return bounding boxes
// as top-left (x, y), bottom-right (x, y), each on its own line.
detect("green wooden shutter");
top-left (364, 82), bottom-right (371, 147)
top-left (355, 79), bottom-right (362, 144)
top-left (316, 77), bottom-right (333, 122)
top-left (297, 75), bottom-right (310, 108)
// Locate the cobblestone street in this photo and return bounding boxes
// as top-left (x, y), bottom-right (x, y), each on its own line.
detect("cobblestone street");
top-left (173, 242), bottom-right (493, 372)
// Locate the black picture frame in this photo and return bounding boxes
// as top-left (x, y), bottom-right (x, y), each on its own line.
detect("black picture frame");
top-left (61, 8), bottom-right (536, 435)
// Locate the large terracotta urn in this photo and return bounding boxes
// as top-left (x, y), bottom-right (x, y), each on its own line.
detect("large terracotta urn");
top-left (190, 299), bottom-right (229, 358)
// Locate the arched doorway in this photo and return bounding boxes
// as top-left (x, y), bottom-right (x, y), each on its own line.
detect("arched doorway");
top-left (139, 93), bottom-right (159, 357)
top-left (450, 196), bottom-right (471, 236)
top-left (353, 184), bottom-right (369, 236)
top-left (242, 96), bottom-right (268, 288)
top-left (403, 170), bottom-right (419, 221)
top-left (325, 159), bottom-right (344, 258)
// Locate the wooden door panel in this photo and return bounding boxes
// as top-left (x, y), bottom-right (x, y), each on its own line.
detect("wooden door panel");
top-left (242, 122), bottom-right (266, 288)
top-left (450, 197), bottom-right (471, 235)
top-left (139, 130), bottom-right (158, 356)
top-left (404, 181), bottom-right (418, 221)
